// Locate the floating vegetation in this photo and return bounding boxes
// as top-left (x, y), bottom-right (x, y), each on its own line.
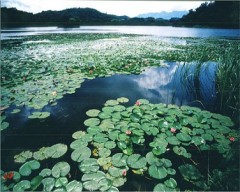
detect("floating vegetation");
top-left (1, 98), bottom-right (239, 191)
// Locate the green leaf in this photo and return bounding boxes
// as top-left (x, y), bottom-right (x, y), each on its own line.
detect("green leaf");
top-left (39, 168), bottom-right (52, 177)
top-left (164, 178), bottom-right (177, 188)
top-left (14, 151), bottom-right (32, 163)
top-left (42, 177), bottom-right (55, 192)
top-left (178, 164), bottom-right (203, 181)
top-left (149, 164), bottom-right (168, 179)
top-left (55, 177), bottom-right (68, 188)
top-left (46, 143), bottom-right (68, 158)
top-left (79, 158), bottom-right (99, 174)
top-left (176, 132), bottom-right (191, 142)
top-left (31, 175), bottom-right (43, 190)
top-left (52, 162), bottom-right (70, 178)
top-left (19, 160), bottom-right (40, 176)
top-left (84, 118), bottom-right (100, 127)
top-left (86, 109), bottom-right (101, 117)
top-left (71, 147), bottom-right (91, 162)
top-left (66, 180), bottom-right (83, 192)
top-left (112, 153), bottom-right (128, 167)
top-left (13, 180), bottom-right (31, 192)
top-left (127, 154), bottom-right (147, 169)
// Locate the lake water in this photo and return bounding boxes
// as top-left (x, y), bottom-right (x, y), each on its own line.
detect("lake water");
top-left (1, 26), bottom-right (239, 39)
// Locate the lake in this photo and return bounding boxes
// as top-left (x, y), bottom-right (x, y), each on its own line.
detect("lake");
top-left (1, 25), bottom-right (240, 39)
top-left (1, 27), bottom-right (239, 191)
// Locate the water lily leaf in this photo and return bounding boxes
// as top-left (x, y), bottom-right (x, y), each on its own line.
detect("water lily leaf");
top-left (72, 131), bottom-right (86, 139)
top-left (31, 175), bottom-right (43, 190)
top-left (146, 152), bottom-right (160, 165)
top-left (166, 136), bottom-right (180, 145)
top-left (1, 121), bottom-right (9, 130)
top-left (111, 177), bottom-right (126, 187)
top-left (19, 160), bottom-right (40, 176)
top-left (71, 147), bottom-right (91, 163)
top-left (14, 150), bottom-right (32, 163)
top-left (99, 148), bottom-right (111, 158)
top-left (82, 171), bottom-right (110, 191)
top-left (70, 139), bottom-right (88, 149)
top-left (113, 105), bottom-right (126, 112)
top-left (176, 132), bottom-right (191, 142)
top-left (173, 146), bottom-right (191, 158)
top-left (107, 186), bottom-right (119, 192)
top-left (105, 141), bottom-right (116, 149)
top-left (105, 100), bottom-right (119, 106)
top-left (46, 144), bottom-right (68, 158)
top-left (152, 146), bottom-right (167, 156)
top-left (178, 164), bottom-right (203, 181)
top-left (66, 180), bottom-right (83, 192)
top-left (84, 118), bottom-right (100, 127)
top-left (149, 164), bottom-right (168, 179)
top-left (55, 177), bottom-right (68, 188)
top-left (79, 158), bottom-right (99, 174)
top-left (52, 162), bottom-right (70, 178)
top-left (42, 177), bottom-right (55, 192)
top-left (39, 168), bottom-right (52, 177)
top-left (112, 153), bottom-right (128, 167)
top-left (86, 109), bottom-right (101, 117)
top-left (108, 167), bottom-right (124, 178)
top-left (11, 109), bottom-right (21, 114)
top-left (13, 180), bottom-right (31, 192)
top-left (164, 178), bottom-right (177, 188)
top-left (127, 154), bottom-right (147, 169)
top-left (153, 183), bottom-right (173, 192)
top-left (28, 111), bottom-right (50, 119)
top-left (117, 97), bottom-right (129, 103)
top-left (137, 99), bottom-right (149, 104)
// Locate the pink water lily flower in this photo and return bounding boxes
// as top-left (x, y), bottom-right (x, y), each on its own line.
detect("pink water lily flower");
top-left (229, 137), bottom-right (235, 142)
top-left (126, 130), bottom-right (131, 135)
top-left (122, 169), bottom-right (127, 176)
top-left (170, 127), bottom-right (176, 133)
top-left (135, 101), bottom-right (141, 106)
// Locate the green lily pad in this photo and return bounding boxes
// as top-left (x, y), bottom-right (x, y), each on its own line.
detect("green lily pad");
top-left (14, 150), bottom-right (32, 163)
top-left (13, 180), bottom-right (31, 192)
top-left (31, 175), bottom-right (43, 190)
top-left (42, 177), bottom-right (55, 192)
top-left (166, 136), bottom-right (180, 145)
top-left (19, 160), bottom-right (40, 176)
top-left (39, 168), bottom-right (52, 177)
top-left (55, 177), bottom-right (68, 188)
top-left (105, 100), bottom-right (119, 106)
top-left (153, 183), bottom-right (173, 192)
top-left (71, 147), bottom-right (91, 163)
top-left (176, 132), bottom-right (191, 142)
top-left (164, 178), bottom-right (177, 188)
top-left (84, 118), bottom-right (100, 127)
top-left (28, 111), bottom-right (50, 119)
top-left (149, 164), bottom-right (168, 179)
top-left (105, 141), bottom-right (116, 149)
top-left (72, 131), bottom-right (86, 139)
top-left (52, 162), bottom-right (70, 178)
top-left (127, 154), bottom-right (147, 169)
top-left (66, 180), bottom-right (83, 192)
top-left (117, 97), bottom-right (129, 103)
top-left (86, 109), bottom-right (101, 117)
top-left (178, 164), bottom-right (203, 181)
top-left (112, 153), bottom-right (128, 167)
top-left (70, 139), bottom-right (88, 149)
top-left (46, 144), bottom-right (68, 158)
top-left (1, 121), bottom-right (9, 130)
top-left (79, 158), bottom-right (99, 174)
top-left (11, 109), bottom-right (21, 114)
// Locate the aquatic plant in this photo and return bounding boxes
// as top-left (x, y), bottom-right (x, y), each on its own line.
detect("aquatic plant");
top-left (1, 98), bottom-right (238, 191)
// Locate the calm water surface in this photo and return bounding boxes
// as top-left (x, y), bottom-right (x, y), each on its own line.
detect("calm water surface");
top-left (1, 26), bottom-right (239, 39)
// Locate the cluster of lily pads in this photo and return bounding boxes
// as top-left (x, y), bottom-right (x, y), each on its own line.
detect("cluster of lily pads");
top-left (1, 33), bottom-right (239, 131)
top-left (1, 97), bottom-right (238, 191)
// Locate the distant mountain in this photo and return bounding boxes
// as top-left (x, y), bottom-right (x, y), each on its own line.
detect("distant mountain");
top-left (136, 11), bottom-right (188, 19)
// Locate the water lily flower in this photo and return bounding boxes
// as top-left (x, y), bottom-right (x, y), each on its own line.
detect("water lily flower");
top-left (170, 127), bottom-right (176, 133)
top-left (126, 130), bottom-right (131, 135)
top-left (122, 169), bottom-right (127, 176)
top-left (3, 172), bottom-right (14, 180)
top-left (229, 137), bottom-right (235, 142)
top-left (135, 101), bottom-right (141, 106)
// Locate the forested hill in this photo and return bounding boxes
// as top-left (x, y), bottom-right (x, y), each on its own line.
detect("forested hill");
top-left (1, 7), bottom-right (169, 27)
top-left (175, 1), bottom-right (239, 28)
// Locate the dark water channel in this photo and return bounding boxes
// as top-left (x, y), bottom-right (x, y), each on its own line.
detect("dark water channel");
top-left (1, 61), bottom-right (217, 179)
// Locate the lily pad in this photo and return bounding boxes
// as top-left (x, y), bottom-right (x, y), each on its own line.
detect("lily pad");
top-left (42, 177), bottom-right (55, 192)
top-left (66, 180), bottom-right (83, 192)
top-left (52, 162), bottom-right (70, 178)
top-left (79, 158), bottom-right (99, 174)
top-left (176, 132), bottom-right (191, 142)
top-left (71, 147), bottom-right (91, 162)
top-left (127, 154), bottom-right (147, 169)
top-left (31, 175), bottom-right (43, 190)
top-left (13, 180), bottom-right (31, 192)
top-left (112, 153), bottom-right (128, 167)
top-left (86, 109), bottom-right (101, 117)
top-left (14, 151), bottom-right (33, 163)
top-left (178, 164), bottom-right (203, 181)
top-left (148, 164), bottom-right (168, 179)
top-left (84, 118), bottom-right (100, 127)
top-left (19, 160), bottom-right (40, 176)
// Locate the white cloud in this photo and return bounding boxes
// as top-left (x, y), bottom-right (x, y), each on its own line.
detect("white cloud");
top-left (1, 0), bottom-right (205, 17)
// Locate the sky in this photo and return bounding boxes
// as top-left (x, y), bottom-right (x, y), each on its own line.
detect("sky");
top-left (1, 0), bottom-right (206, 17)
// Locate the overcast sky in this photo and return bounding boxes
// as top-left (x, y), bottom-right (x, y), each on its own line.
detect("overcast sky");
top-left (1, 0), bottom-right (206, 17)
